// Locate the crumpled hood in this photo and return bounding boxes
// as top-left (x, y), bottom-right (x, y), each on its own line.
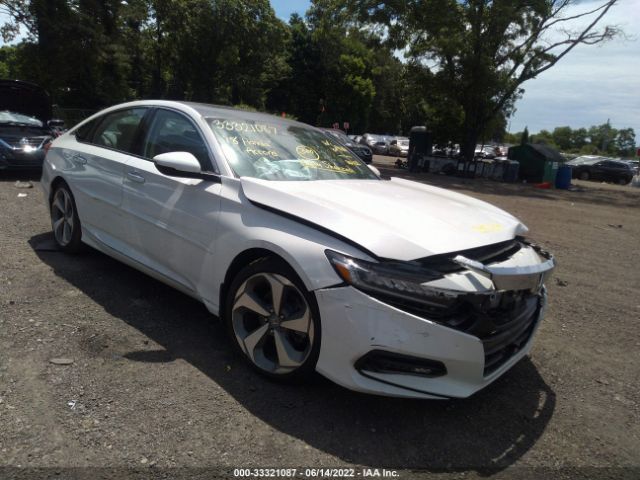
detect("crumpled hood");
top-left (241, 176), bottom-right (528, 261)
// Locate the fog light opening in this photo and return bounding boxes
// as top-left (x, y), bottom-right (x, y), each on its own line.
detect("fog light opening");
top-left (355, 350), bottom-right (447, 378)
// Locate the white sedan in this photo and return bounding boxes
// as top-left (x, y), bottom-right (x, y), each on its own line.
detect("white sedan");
top-left (41, 100), bottom-right (555, 399)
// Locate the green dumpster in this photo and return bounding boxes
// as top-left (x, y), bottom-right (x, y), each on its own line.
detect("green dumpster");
top-left (507, 143), bottom-right (563, 184)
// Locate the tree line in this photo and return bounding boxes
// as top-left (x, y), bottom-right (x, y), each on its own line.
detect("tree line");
top-left (0, 0), bottom-right (625, 160)
top-left (505, 122), bottom-right (636, 158)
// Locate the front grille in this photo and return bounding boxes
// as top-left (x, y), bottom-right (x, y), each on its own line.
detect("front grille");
top-left (434, 292), bottom-right (540, 376)
top-left (462, 294), bottom-right (540, 376)
top-left (8, 136), bottom-right (48, 149)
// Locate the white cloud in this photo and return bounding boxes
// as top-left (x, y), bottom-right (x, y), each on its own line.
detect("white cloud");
top-left (509, 0), bottom-right (640, 137)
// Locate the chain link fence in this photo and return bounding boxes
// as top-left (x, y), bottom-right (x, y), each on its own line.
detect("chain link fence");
top-left (52, 107), bottom-right (97, 129)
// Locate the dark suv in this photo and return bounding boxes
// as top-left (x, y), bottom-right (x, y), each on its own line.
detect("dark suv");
top-left (570, 158), bottom-right (635, 185)
top-left (0, 79), bottom-right (64, 170)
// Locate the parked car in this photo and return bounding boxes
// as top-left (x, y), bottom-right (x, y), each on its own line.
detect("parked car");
top-left (0, 79), bottom-right (64, 170)
top-left (360, 133), bottom-right (391, 154)
top-left (42, 100), bottom-right (555, 399)
top-left (320, 128), bottom-right (372, 164)
top-left (389, 137), bottom-right (409, 157)
top-left (565, 155), bottom-right (604, 166)
top-left (359, 133), bottom-right (379, 148)
top-left (569, 157), bottom-right (635, 185)
top-left (371, 140), bottom-right (389, 155)
top-left (475, 145), bottom-right (502, 159)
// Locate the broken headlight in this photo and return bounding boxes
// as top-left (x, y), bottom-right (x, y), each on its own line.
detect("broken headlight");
top-left (325, 250), bottom-right (461, 309)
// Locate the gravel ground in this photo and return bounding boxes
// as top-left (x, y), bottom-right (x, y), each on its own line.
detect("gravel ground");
top-left (0, 163), bottom-right (639, 480)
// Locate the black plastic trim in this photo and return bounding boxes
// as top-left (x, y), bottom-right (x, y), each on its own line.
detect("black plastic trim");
top-left (154, 164), bottom-right (222, 182)
top-left (354, 350), bottom-right (451, 398)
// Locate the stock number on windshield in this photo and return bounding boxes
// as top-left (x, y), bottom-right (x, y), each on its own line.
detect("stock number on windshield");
top-left (211, 119), bottom-right (277, 135)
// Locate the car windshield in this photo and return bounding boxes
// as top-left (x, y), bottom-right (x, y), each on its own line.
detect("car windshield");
top-left (567, 156), bottom-right (603, 166)
top-left (325, 129), bottom-right (352, 145)
top-left (207, 118), bottom-right (378, 181)
top-left (0, 110), bottom-right (43, 127)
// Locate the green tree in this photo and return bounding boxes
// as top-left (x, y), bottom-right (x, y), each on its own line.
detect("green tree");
top-left (588, 121), bottom-right (617, 154)
top-left (520, 127), bottom-right (529, 145)
top-left (267, 14), bottom-right (322, 122)
top-left (348, 0), bottom-right (620, 161)
top-left (270, 4), bottom-right (401, 133)
top-left (570, 128), bottom-right (588, 151)
top-left (531, 129), bottom-right (557, 148)
top-left (615, 128), bottom-right (636, 157)
top-left (552, 126), bottom-right (573, 151)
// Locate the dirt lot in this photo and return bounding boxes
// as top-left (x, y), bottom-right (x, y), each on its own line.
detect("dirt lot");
top-left (1, 163), bottom-right (639, 479)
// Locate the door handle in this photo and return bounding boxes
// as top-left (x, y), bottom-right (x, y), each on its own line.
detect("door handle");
top-left (126, 171), bottom-right (146, 184)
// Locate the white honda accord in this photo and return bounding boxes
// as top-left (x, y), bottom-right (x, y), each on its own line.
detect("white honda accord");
top-left (41, 100), bottom-right (555, 399)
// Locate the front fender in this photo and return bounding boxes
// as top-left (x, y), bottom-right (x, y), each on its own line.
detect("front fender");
top-left (201, 177), bottom-right (374, 314)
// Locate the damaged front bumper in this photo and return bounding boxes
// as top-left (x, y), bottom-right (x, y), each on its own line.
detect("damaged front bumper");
top-left (315, 238), bottom-right (555, 399)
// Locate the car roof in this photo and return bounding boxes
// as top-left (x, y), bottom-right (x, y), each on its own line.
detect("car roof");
top-left (82, 100), bottom-right (316, 131)
top-left (182, 101), bottom-right (313, 129)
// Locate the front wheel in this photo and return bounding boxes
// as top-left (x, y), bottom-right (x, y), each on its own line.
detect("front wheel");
top-left (50, 183), bottom-right (82, 253)
top-left (225, 257), bottom-right (321, 381)
top-left (618, 177), bottom-right (630, 185)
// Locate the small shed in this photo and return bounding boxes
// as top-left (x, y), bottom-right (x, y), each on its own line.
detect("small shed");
top-left (507, 143), bottom-right (563, 183)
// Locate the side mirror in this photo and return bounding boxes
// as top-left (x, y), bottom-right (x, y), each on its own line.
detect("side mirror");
top-left (153, 151), bottom-right (201, 175)
top-left (368, 164), bottom-right (381, 176)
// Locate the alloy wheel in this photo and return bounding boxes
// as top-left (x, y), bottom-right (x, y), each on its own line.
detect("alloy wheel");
top-left (51, 188), bottom-right (75, 247)
top-left (231, 272), bottom-right (314, 374)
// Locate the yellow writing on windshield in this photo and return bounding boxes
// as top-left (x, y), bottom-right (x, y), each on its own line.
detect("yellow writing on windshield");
top-left (300, 159), bottom-right (355, 174)
top-left (246, 148), bottom-right (279, 158)
top-left (241, 136), bottom-right (271, 148)
top-left (296, 145), bottom-right (320, 161)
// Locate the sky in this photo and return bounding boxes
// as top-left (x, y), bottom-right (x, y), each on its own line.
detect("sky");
top-left (271, 0), bottom-right (311, 22)
top-left (506, 0), bottom-right (640, 136)
top-left (2, 0), bottom-right (636, 137)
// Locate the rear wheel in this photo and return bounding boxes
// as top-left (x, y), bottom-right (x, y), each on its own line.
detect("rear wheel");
top-left (50, 184), bottom-right (82, 253)
top-left (225, 257), bottom-right (321, 381)
top-left (618, 176), bottom-right (630, 185)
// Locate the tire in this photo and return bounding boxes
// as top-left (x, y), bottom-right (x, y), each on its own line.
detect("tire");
top-left (50, 183), bottom-right (82, 253)
top-left (579, 171), bottom-right (590, 181)
top-left (618, 177), bottom-right (630, 185)
top-left (224, 256), bottom-right (321, 381)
